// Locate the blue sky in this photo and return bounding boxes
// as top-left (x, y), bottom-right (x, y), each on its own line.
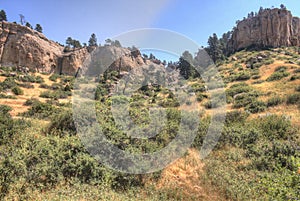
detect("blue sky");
top-left (1, 0), bottom-right (299, 61)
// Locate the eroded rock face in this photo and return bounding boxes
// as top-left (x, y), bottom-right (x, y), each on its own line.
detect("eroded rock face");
top-left (0, 21), bottom-right (150, 75)
top-left (82, 46), bottom-right (147, 75)
top-left (228, 8), bottom-right (300, 53)
top-left (0, 21), bottom-right (64, 73)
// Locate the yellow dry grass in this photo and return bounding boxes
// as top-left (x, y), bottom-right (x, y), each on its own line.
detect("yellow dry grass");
top-left (154, 149), bottom-right (227, 201)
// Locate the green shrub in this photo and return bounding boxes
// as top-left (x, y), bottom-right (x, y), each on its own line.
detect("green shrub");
top-left (266, 96), bottom-right (283, 107)
top-left (11, 86), bottom-right (24, 95)
top-left (266, 71), bottom-right (290, 81)
top-left (251, 75), bottom-right (261, 80)
top-left (245, 100), bottom-right (266, 113)
top-left (190, 83), bottom-right (206, 93)
top-left (0, 93), bottom-right (16, 99)
top-left (23, 98), bottom-right (39, 106)
top-left (47, 110), bottom-right (76, 136)
top-left (0, 78), bottom-right (17, 90)
top-left (0, 104), bottom-right (12, 114)
top-left (49, 74), bottom-right (61, 82)
top-left (226, 83), bottom-right (252, 98)
top-left (18, 75), bottom-right (44, 83)
top-left (275, 66), bottom-right (288, 72)
top-left (233, 92), bottom-right (259, 108)
top-left (286, 93), bottom-right (300, 104)
top-left (225, 110), bottom-right (249, 125)
top-left (263, 59), bottom-right (274, 65)
top-left (40, 90), bottom-right (71, 99)
top-left (18, 82), bottom-right (34, 89)
top-left (196, 93), bottom-right (207, 102)
top-left (257, 115), bottom-right (295, 140)
top-left (21, 101), bottom-right (61, 119)
top-left (231, 71), bottom-right (251, 81)
top-left (289, 75), bottom-right (300, 81)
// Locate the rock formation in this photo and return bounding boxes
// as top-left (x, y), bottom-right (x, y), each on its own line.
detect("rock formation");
top-left (228, 8), bottom-right (300, 53)
top-left (0, 21), bottom-right (147, 75)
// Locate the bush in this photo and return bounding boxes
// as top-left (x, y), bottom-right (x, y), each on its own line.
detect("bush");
top-left (257, 115), bottom-right (295, 140)
top-left (40, 90), bottom-right (71, 99)
top-left (275, 66), bottom-right (288, 72)
top-left (266, 71), bottom-right (290, 81)
top-left (47, 110), bottom-right (76, 136)
top-left (11, 86), bottom-right (24, 95)
top-left (49, 74), bottom-right (61, 82)
top-left (233, 92), bottom-right (259, 108)
top-left (251, 75), bottom-right (261, 80)
top-left (266, 96), bottom-right (283, 107)
top-left (23, 98), bottom-right (39, 106)
top-left (196, 93), bottom-right (207, 102)
top-left (245, 100), bottom-right (266, 113)
top-left (290, 75), bottom-right (300, 81)
top-left (0, 78), bottom-right (17, 90)
top-left (286, 93), bottom-right (300, 104)
top-left (225, 110), bottom-right (249, 125)
top-left (231, 71), bottom-right (251, 81)
top-left (226, 83), bottom-right (252, 98)
top-left (21, 101), bottom-right (61, 119)
top-left (18, 75), bottom-right (44, 83)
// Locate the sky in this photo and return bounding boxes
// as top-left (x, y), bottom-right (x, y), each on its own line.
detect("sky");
top-left (1, 0), bottom-right (300, 61)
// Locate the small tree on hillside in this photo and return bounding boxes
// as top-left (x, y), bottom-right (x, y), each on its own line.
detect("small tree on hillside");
top-left (88, 33), bottom-right (97, 46)
top-left (66, 37), bottom-right (73, 47)
top-left (113, 40), bottom-right (122, 47)
top-left (0, 10), bottom-right (7, 21)
top-left (280, 4), bottom-right (286, 10)
top-left (25, 22), bottom-right (33, 29)
top-left (35, 24), bottom-right (43, 33)
top-left (205, 33), bottom-right (223, 63)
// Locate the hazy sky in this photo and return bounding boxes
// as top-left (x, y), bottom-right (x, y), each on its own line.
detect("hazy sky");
top-left (1, 0), bottom-right (300, 60)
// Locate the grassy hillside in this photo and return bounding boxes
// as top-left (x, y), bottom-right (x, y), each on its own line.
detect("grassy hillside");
top-left (0, 47), bottom-right (299, 200)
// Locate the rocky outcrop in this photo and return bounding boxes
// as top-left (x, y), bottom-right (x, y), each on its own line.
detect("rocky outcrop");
top-left (0, 21), bottom-right (64, 73)
top-left (228, 8), bottom-right (300, 53)
top-left (83, 46), bottom-right (147, 76)
top-left (0, 21), bottom-right (151, 75)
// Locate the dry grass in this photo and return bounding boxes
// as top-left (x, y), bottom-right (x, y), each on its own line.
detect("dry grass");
top-left (155, 149), bottom-right (227, 201)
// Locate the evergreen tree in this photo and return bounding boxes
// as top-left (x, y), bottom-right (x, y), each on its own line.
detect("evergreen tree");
top-left (0, 10), bottom-right (7, 21)
top-left (25, 22), bottom-right (33, 29)
top-left (35, 24), bottom-right (43, 33)
top-left (66, 37), bottom-right (73, 47)
top-left (280, 4), bottom-right (286, 10)
top-left (113, 40), bottom-right (122, 47)
top-left (205, 33), bottom-right (223, 62)
top-left (88, 33), bottom-right (97, 46)
top-left (177, 51), bottom-right (199, 79)
top-left (72, 40), bottom-right (82, 48)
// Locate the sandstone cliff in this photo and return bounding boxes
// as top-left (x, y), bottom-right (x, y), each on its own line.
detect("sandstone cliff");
top-left (228, 8), bottom-right (300, 53)
top-left (0, 21), bottom-right (147, 75)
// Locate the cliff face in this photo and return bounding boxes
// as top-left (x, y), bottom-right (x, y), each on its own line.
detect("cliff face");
top-left (228, 8), bottom-right (300, 53)
top-left (0, 21), bottom-right (145, 75)
top-left (0, 21), bottom-right (64, 73)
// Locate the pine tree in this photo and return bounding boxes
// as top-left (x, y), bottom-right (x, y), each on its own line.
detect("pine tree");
top-left (66, 37), bottom-right (73, 47)
top-left (35, 24), bottom-right (43, 33)
top-left (177, 51), bottom-right (199, 79)
top-left (205, 33), bottom-right (223, 62)
top-left (25, 22), bottom-right (33, 29)
top-left (88, 33), bottom-right (97, 46)
top-left (0, 10), bottom-right (7, 21)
